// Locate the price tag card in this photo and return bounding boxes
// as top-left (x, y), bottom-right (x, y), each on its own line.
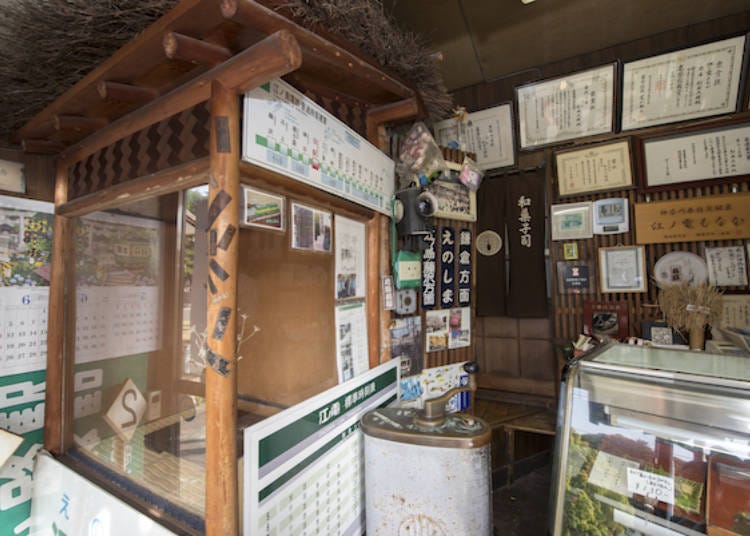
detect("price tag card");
top-left (627, 467), bottom-right (675, 505)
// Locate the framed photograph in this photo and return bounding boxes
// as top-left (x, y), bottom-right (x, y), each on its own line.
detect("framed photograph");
top-left (550, 202), bottom-right (593, 241)
top-left (425, 172), bottom-right (477, 222)
top-left (641, 321), bottom-right (686, 346)
top-left (592, 198), bottom-right (629, 235)
top-left (705, 246), bottom-right (749, 287)
top-left (555, 139), bottom-right (634, 197)
top-left (432, 103), bottom-right (516, 170)
top-left (516, 63), bottom-right (616, 149)
top-left (622, 35), bottom-right (747, 130)
top-left (557, 261), bottom-right (595, 294)
top-left (583, 300), bottom-right (629, 340)
top-left (598, 245), bottom-right (647, 293)
top-left (640, 120), bottom-right (750, 190)
top-left (242, 185), bottom-right (285, 231)
top-left (291, 202), bottom-right (331, 252)
top-left (563, 242), bottom-right (579, 260)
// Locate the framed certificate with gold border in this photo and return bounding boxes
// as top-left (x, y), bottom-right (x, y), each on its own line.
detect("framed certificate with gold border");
top-left (555, 139), bottom-right (634, 197)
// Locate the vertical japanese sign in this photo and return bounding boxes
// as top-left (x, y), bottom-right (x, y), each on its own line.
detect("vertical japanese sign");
top-left (440, 227), bottom-right (455, 308)
top-left (0, 196), bottom-right (53, 536)
top-left (457, 229), bottom-right (472, 306)
top-left (421, 231), bottom-right (436, 310)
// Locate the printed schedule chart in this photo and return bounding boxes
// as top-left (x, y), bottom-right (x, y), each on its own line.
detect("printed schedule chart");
top-left (257, 430), bottom-right (364, 536)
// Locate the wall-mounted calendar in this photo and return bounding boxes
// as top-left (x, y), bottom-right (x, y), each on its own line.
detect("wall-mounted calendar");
top-left (242, 78), bottom-right (395, 215)
top-left (75, 211), bottom-right (163, 363)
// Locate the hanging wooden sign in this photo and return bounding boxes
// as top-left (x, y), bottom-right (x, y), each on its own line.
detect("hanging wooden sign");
top-left (634, 193), bottom-right (750, 244)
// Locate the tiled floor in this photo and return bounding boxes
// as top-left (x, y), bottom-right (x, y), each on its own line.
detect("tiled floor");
top-left (493, 464), bottom-right (552, 535)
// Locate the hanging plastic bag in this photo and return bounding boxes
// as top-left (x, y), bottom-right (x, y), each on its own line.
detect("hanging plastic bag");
top-left (459, 156), bottom-right (484, 191)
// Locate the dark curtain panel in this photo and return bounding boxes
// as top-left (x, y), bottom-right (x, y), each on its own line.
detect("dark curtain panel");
top-left (506, 169), bottom-right (548, 318)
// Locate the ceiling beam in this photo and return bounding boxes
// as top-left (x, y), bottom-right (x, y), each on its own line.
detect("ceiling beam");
top-left (163, 32), bottom-right (233, 66)
top-left (97, 81), bottom-right (158, 104)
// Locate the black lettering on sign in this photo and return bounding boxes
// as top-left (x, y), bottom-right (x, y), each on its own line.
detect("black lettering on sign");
top-left (207, 274), bottom-right (217, 294)
top-left (121, 389), bottom-right (138, 427)
top-left (207, 190), bottom-right (231, 228)
top-left (209, 259), bottom-right (230, 281)
top-left (214, 116), bottom-right (231, 153)
top-left (217, 225), bottom-right (236, 251)
top-left (212, 307), bottom-right (231, 340)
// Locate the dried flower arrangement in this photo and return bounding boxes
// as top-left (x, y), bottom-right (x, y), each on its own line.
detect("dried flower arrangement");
top-left (658, 283), bottom-right (723, 350)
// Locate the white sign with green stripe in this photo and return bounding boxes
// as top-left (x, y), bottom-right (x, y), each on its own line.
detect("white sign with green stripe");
top-left (242, 78), bottom-right (395, 216)
top-left (243, 360), bottom-right (399, 536)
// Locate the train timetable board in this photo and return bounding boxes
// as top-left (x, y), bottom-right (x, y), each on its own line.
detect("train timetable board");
top-left (243, 360), bottom-right (399, 536)
top-left (242, 78), bottom-right (395, 216)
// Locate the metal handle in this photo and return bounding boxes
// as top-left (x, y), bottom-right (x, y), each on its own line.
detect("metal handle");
top-left (414, 361), bottom-right (478, 427)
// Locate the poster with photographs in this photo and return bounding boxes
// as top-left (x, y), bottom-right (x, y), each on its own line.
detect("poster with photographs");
top-left (426, 175), bottom-right (477, 222)
top-left (425, 307), bottom-right (471, 352)
top-left (389, 316), bottom-right (422, 377)
top-left (291, 202), bottom-right (332, 252)
top-left (334, 215), bottom-right (366, 299)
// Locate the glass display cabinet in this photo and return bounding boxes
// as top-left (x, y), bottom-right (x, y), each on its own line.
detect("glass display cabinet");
top-left (550, 343), bottom-right (750, 536)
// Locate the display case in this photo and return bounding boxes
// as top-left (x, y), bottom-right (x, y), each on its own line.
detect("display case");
top-left (551, 343), bottom-right (750, 536)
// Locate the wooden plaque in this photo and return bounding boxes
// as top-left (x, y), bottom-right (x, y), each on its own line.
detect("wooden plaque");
top-left (635, 193), bottom-right (750, 244)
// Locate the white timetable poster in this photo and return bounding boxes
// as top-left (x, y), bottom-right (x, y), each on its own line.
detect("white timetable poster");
top-left (242, 78), bottom-right (395, 215)
top-left (243, 360), bottom-right (399, 536)
top-left (335, 301), bottom-right (369, 383)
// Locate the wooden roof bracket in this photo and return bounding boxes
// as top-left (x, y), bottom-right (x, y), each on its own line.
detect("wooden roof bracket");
top-left (59, 30), bottom-right (302, 168)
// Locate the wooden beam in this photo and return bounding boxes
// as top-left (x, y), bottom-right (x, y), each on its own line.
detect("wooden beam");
top-left (163, 32), bottom-right (233, 66)
top-left (53, 115), bottom-right (108, 133)
top-left (205, 80), bottom-right (240, 536)
top-left (366, 97), bottom-right (420, 143)
top-left (366, 215), bottom-right (381, 368)
top-left (57, 158), bottom-right (210, 217)
top-left (44, 160), bottom-right (70, 453)
top-left (97, 81), bottom-right (157, 103)
top-left (221, 0), bottom-right (413, 99)
top-left (60, 30), bottom-right (302, 168)
top-left (22, 139), bottom-right (66, 155)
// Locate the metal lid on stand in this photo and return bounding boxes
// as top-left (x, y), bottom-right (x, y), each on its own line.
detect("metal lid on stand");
top-left (360, 407), bottom-right (491, 448)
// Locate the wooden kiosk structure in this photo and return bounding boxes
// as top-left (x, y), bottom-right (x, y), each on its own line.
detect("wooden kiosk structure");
top-left (17, 1), bottom-right (423, 533)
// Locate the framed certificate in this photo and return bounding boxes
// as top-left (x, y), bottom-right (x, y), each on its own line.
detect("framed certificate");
top-left (432, 103), bottom-right (516, 170)
top-left (550, 202), bottom-right (593, 241)
top-left (598, 245), bottom-right (647, 293)
top-left (516, 63), bottom-right (616, 150)
top-left (621, 35), bottom-right (747, 130)
top-left (640, 120), bottom-right (750, 190)
top-left (555, 139), bottom-right (634, 197)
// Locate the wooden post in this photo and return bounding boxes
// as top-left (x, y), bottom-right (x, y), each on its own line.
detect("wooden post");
top-left (44, 160), bottom-right (71, 453)
top-left (205, 80), bottom-right (240, 536)
top-left (163, 32), bottom-right (233, 66)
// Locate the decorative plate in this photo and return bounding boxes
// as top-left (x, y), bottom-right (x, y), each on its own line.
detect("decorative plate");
top-left (653, 251), bottom-right (708, 288)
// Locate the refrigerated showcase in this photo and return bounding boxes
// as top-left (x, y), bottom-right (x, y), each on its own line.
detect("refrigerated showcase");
top-left (550, 343), bottom-right (750, 536)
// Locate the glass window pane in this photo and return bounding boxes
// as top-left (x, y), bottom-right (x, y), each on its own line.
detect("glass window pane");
top-left (71, 187), bottom-right (208, 519)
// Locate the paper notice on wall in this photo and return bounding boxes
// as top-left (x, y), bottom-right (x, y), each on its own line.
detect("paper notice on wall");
top-left (334, 215), bottom-right (366, 300)
top-left (335, 300), bottom-right (369, 383)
